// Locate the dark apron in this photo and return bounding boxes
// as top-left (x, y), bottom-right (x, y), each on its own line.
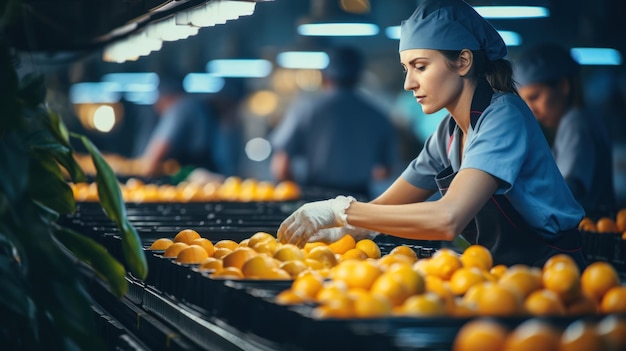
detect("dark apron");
top-left (435, 165), bottom-right (588, 270)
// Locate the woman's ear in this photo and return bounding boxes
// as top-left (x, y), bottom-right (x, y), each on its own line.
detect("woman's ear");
top-left (458, 49), bottom-right (473, 77)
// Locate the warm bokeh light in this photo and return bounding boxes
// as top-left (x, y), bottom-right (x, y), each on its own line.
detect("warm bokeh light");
top-left (295, 69), bottom-right (322, 91)
top-left (92, 105), bottom-right (116, 132)
top-left (247, 90), bottom-right (279, 117)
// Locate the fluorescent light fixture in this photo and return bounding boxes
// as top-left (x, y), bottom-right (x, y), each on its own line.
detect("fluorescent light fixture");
top-left (570, 48), bottom-right (623, 66)
top-left (206, 59), bottom-right (273, 78)
top-left (497, 31), bottom-right (522, 46)
top-left (101, 72), bottom-right (159, 93)
top-left (182, 0), bottom-right (256, 27)
top-left (69, 82), bottom-right (122, 104)
top-left (474, 6), bottom-right (550, 19)
top-left (385, 26), bottom-right (400, 40)
top-left (183, 73), bottom-right (225, 93)
top-left (276, 51), bottom-right (330, 69)
top-left (124, 91), bottom-right (159, 105)
top-left (145, 17), bottom-right (198, 41)
top-left (298, 23), bottom-right (379, 36)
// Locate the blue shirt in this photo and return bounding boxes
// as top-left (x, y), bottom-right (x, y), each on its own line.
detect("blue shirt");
top-left (402, 92), bottom-right (584, 237)
top-left (552, 107), bottom-right (614, 215)
top-left (271, 88), bottom-right (399, 194)
top-left (151, 96), bottom-right (219, 171)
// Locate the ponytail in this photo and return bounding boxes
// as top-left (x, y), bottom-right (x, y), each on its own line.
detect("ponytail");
top-left (441, 49), bottom-right (518, 94)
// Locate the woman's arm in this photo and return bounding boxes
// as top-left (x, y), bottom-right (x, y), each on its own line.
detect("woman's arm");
top-left (346, 168), bottom-right (499, 241)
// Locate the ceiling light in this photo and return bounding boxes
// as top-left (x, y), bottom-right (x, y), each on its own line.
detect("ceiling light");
top-left (145, 17), bottom-right (199, 42)
top-left (497, 31), bottom-right (522, 46)
top-left (179, 0), bottom-right (256, 27)
top-left (69, 83), bottom-right (122, 104)
top-left (101, 73), bottom-right (159, 92)
top-left (276, 51), bottom-right (329, 69)
top-left (298, 23), bottom-right (379, 36)
top-left (183, 73), bottom-right (225, 93)
top-left (570, 48), bottom-right (623, 66)
top-left (473, 6), bottom-right (550, 19)
top-left (385, 26), bottom-right (400, 40)
top-left (206, 59), bottom-right (273, 78)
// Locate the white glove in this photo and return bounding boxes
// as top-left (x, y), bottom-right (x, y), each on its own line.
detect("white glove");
top-left (277, 195), bottom-right (356, 247)
top-left (309, 226), bottom-right (378, 244)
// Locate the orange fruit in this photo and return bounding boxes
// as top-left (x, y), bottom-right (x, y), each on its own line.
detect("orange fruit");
top-left (149, 238), bottom-right (173, 250)
top-left (238, 238), bottom-right (250, 247)
top-left (213, 247), bottom-right (232, 259)
top-left (387, 263), bottom-right (425, 295)
top-left (503, 318), bottom-right (561, 351)
top-left (330, 259), bottom-right (382, 290)
top-left (580, 261), bottom-right (620, 302)
top-left (524, 289), bottom-right (565, 316)
top-left (198, 257), bottom-right (223, 272)
top-left (398, 292), bottom-right (446, 317)
top-left (542, 262), bottom-right (582, 304)
top-left (460, 245), bottom-right (493, 271)
top-left (559, 319), bottom-right (604, 351)
top-left (596, 217), bottom-right (620, 233)
top-left (351, 290), bottom-right (392, 318)
top-left (313, 293), bottom-right (354, 319)
top-left (247, 231), bottom-right (276, 248)
top-left (302, 241), bottom-right (326, 253)
top-left (489, 264), bottom-right (508, 280)
top-left (427, 249), bottom-right (463, 280)
top-left (340, 248), bottom-right (368, 261)
top-left (449, 267), bottom-right (486, 296)
top-left (306, 245), bottom-right (338, 269)
top-left (389, 245), bottom-right (418, 262)
top-left (247, 232), bottom-right (279, 255)
top-left (214, 239), bottom-right (239, 251)
top-left (210, 266), bottom-right (244, 279)
top-left (241, 254), bottom-right (279, 278)
top-left (273, 244), bottom-right (306, 262)
top-left (355, 239), bottom-right (381, 259)
top-left (176, 245), bottom-right (209, 264)
top-left (315, 280), bottom-right (349, 304)
top-left (369, 271), bottom-right (413, 306)
top-left (425, 275), bottom-right (455, 313)
top-left (279, 260), bottom-right (309, 278)
top-left (173, 229), bottom-right (201, 244)
top-left (327, 234), bottom-right (356, 255)
top-left (378, 252), bottom-right (416, 270)
top-left (190, 238), bottom-right (215, 257)
top-left (275, 289), bottom-right (307, 305)
top-left (475, 282), bottom-right (523, 316)
top-left (596, 314), bottom-right (626, 351)
top-left (600, 286), bottom-right (626, 314)
top-left (578, 217), bottom-right (598, 232)
top-left (163, 242), bottom-right (189, 258)
top-left (498, 266), bottom-right (543, 299)
top-left (543, 253), bottom-right (579, 272)
top-left (452, 318), bottom-right (508, 351)
top-left (273, 180), bottom-right (300, 201)
top-left (222, 247), bottom-right (257, 270)
top-left (616, 208), bottom-right (626, 232)
top-left (291, 272), bottom-right (324, 300)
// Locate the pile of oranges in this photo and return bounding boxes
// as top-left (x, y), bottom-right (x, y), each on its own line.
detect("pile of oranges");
top-left (71, 177), bottom-right (301, 203)
top-left (452, 314), bottom-right (626, 351)
top-left (578, 208), bottom-right (626, 239)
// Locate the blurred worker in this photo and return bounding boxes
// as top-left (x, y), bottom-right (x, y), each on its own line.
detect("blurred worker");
top-left (514, 43), bottom-right (615, 217)
top-left (138, 73), bottom-right (220, 178)
top-left (277, 0), bottom-right (587, 270)
top-left (270, 45), bottom-right (400, 199)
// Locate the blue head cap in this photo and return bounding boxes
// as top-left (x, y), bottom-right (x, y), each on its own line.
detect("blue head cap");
top-left (399, 0), bottom-right (507, 61)
top-left (513, 43), bottom-right (580, 87)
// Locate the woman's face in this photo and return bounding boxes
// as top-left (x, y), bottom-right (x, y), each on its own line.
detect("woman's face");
top-left (400, 49), bottom-right (464, 115)
top-left (518, 81), bottom-right (569, 129)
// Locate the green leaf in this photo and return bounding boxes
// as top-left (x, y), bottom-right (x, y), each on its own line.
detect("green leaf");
top-left (0, 132), bottom-right (29, 206)
top-left (28, 151), bottom-right (75, 215)
top-left (120, 219), bottom-right (148, 280)
top-left (73, 134), bottom-right (124, 223)
top-left (454, 235), bottom-right (472, 251)
top-left (53, 226), bottom-right (128, 298)
top-left (73, 133), bottom-right (147, 280)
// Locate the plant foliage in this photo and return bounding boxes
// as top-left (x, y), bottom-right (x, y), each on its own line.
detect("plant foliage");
top-left (0, 28), bottom-right (147, 351)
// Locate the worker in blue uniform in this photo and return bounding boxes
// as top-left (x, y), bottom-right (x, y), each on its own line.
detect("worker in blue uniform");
top-left (276, 0), bottom-right (587, 270)
top-left (269, 45), bottom-right (400, 200)
top-left (514, 43), bottom-right (615, 218)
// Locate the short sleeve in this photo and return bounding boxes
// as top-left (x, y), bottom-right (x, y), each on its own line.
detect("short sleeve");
top-left (552, 110), bottom-right (595, 191)
top-left (461, 97), bottom-right (529, 192)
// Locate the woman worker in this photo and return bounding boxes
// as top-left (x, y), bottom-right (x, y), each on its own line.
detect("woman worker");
top-left (277, 0), bottom-right (587, 270)
top-left (514, 43), bottom-right (615, 218)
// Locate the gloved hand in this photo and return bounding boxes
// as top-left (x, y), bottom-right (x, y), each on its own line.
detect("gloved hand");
top-left (309, 226), bottom-right (378, 244)
top-left (277, 195), bottom-right (356, 247)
